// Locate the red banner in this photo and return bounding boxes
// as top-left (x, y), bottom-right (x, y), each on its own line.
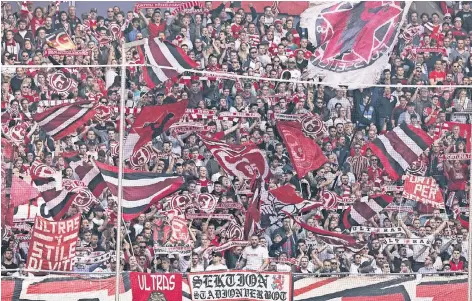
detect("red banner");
top-left (130, 272), bottom-right (182, 301)
top-left (44, 48), bottom-right (90, 56)
top-left (26, 214), bottom-right (81, 271)
top-left (403, 175), bottom-right (444, 208)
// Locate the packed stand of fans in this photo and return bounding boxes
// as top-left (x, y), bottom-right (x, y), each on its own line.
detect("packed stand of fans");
top-left (1, 1), bottom-right (472, 277)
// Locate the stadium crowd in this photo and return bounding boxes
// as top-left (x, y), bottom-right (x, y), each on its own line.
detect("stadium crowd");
top-left (1, 1), bottom-right (472, 277)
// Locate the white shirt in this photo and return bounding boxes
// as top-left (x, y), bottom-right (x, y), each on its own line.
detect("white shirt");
top-left (242, 245), bottom-right (269, 270)
top-left (412, 234), bottom-right (434, 263)
top-left (206, 263), bottom-right (228, 271)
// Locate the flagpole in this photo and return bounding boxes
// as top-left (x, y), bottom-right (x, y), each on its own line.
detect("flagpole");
top-left (468, 121), bottom-right (472, 301)
top-left (115, 43), bottom-right (127, 301)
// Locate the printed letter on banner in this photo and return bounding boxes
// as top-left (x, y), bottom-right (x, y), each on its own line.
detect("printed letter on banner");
top-left (130, 272), bottom-right (182, 301)
top-left (26, 213), bottom-right (81, 271)
top-left (188, 271), bottom-right (292, 301)
top-left (403, 175), bottom-right (444, 208)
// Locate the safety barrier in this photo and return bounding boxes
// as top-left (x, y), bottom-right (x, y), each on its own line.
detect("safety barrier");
top-left (1, 271), bottom-right (467, 301)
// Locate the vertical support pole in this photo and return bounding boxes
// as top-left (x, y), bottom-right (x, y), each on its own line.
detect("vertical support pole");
top-left (115, 43), bottom-right (126, 301)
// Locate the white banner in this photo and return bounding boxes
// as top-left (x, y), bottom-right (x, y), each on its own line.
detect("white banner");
top-left (188, 271), bottom-right (292, 301)
top-left (382, 237), bottom-right (431, 245)
top-left (350, 226), bottom-right (405, 234)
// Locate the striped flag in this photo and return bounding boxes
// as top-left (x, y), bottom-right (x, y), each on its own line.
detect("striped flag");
top-left (74, 164), bottom-right (107, 198)
top-left (137, 45), bottom-right (162, 89)
top-left (143, 37), bottom-right (199, 83)
top-left (342, 194), bottom-right (393, 228)
top-left (284, 211), bottom-right (365, 252)
top-left (94, 161), bottom-right (184, 221)
top-left (33, 101), bottom-right (96, 140)
top-left (368, 123), bottom-right (433, 181)
top-left (244, 178), bottom-right (265, 239)
top-left (32, 173), bottom-right (75, 221)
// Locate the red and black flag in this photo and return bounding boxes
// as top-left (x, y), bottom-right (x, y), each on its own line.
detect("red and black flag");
top-left (74, 163), bottom-right (107, 198)
top-left (137, 44), bottom-right (163, 89)
top-left (32, 174), bottom-right (75, 221)
top-left (143, 37), bottom-right (199, 83)
top-left (122, 101), bottom-right (187, 160)
top-left (342, 194), bottom-right (393, 228)
top-left (368, 123), bottom-right (433, 181)
top-left (284, 211), bottom-right (365, 252)
top-left (94, 161), bottom-right (184, 221)
top-left (33, 101), bottom-right (96, 140)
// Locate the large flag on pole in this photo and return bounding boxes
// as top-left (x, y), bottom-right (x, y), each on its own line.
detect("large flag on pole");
top-left (199, 135), bottom-right (270, 181)
top-left (143, 37), bottom-right (199, 83)
top-left (276, 120), bottom-right (328, 178)
top-left (368, 123), bottom-right (434, 181)
top-left (94, 161), bottom-right (184, 221)
top-left (300, 1), bottom-right (411, 87)
top-left (122, 101), bottom-right (188, 160)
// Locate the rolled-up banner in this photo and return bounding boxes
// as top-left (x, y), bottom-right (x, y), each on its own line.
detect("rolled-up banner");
top-left (439, 153), bottom-right (472, 160)
top-left (135, 2), bottom-right (182, 10)
top-left (350, 226), bottom-right (405, 234)
top-left (219, 112), bottom-right (261, 119)
top-left (44, 48), bottom-right (91, 56)
top-left (202, 240), bottom-right (249, 258)
top-left (382, 185), bottom-right (404, 193)
top-left (269, 257), bottom-right (298, 265)
top-left (186, 213), bottom-right (234, 220)
top-left (153, 245), bottom-right (193, 256)
top-left (274, 113), bottom-right (307, 121)
top-left (384, 205), bottom-right (414, 213)
top-left (216, 202), bottom-right (244, 210)
top-left (76, 251), bottom-right (116, 265)
top-left (382, 237), bottom-right (431, 245)
top-left (171, 1), bottom-right (207, 15)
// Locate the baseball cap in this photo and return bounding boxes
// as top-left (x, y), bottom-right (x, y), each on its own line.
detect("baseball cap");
top-left (455, 17), bottom-right (462, 22)
top-left (444, 13), bottom-right (452, 19)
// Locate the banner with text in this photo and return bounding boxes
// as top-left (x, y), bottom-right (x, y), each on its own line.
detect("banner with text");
top-left (188, 271), bottom-right (292, 301)
top-left (130, 272), bottom-right (182, 301)
top-left (403, 175), bottom-right (444, 208)
top-left (26, 214), bottom-right (81, 271)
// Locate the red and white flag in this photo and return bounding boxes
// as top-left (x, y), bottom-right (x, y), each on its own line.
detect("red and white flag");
top-left (276, 120), bottom-right (328, 178)
top-left (33, 101), bottom-right (96, 140)
top-left (123, 101), bottom-right (188, 160)
top-left (95, 161), bottom-right (184, 221)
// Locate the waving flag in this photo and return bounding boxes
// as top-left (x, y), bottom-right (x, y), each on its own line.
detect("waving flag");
top-left (123, 101), bottom-right (187, 160)
top-left (95, 161), bottom-right (184, 221)
top-left (32, 173), bottom-right (75, 221)
top-left (284, 211), bottom-right (365, 252)
top-left (10, 176), bottom-right (39, 207)
top-left (301, 2), bottom-right (410, 87)
top-left (144, 37), bottom-right (199, 83)
top-left (343, 194), bottom-right (393, 228)
top-left (244, 178), bottom-right (266, 239)
top-left (276, 120), bottom-right (327, 178)
top-left (199, 135), bottom-right (270, 181)
top-left (260, 184), bottom-right (311, 228)
top-left (368, 123), bottom-right (434, 181)
top-left (45, 28), bottom-right (76, 50)
top-left (33, 101), bottom-right (96, 140)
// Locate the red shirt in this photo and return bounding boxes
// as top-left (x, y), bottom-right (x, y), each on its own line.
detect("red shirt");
top-left (148, 22), bottom-right (166, 38)
top-left (450, 259), bottom-right (465, 271)
top-left (231, 23), bottom-right (243, 38)
top-left (429, 70), bottom-right (446, 83)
